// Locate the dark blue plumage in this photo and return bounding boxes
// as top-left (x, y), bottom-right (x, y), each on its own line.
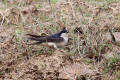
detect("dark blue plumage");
top-left (50, 29), bottom-right (68, 38)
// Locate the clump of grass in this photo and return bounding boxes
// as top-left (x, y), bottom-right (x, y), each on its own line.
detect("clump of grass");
top-left (49, 0), bottom-right (58, 4)
top-left (85, 0), bottom-right (119, 8)
top-left (36, 47), bottom-right (53, 55)
top-left (17, 55), bottom-right (22, 60)
top-left (76, 75), bottom-right (88, 80)
top-left (104, 54), bottom-right (120, 74)
top-left (81, 58), bottom-right (93, 65)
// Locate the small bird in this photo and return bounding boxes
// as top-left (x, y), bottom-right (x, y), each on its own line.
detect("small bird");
top-left (27, 28), bottom-right (69, 48)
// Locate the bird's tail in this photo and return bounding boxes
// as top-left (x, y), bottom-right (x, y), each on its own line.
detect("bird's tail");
top-left (26, 34), bottom-right (44, 43)
top-left (26, 34), bottom-right (45, 38)
top-left (27, 42), bottom-right (42, 45)
top-left (28, 37), bottom-right (42, 42)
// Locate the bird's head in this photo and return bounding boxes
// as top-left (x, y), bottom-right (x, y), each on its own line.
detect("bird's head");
top-left (59, 28), bottom-right (68, 39)
top-left (60, 29), bottom-right (68, 34)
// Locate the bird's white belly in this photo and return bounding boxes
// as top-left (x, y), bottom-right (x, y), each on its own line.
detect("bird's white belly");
top-left (48, 42), bottom-right (57, 48)
top-left (47, 39), bottom-right (68, 48)
top-left (56, 38), bottom-right (68, 47)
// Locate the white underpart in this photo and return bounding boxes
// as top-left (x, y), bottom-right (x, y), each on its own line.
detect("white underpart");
top-left (47, 33), bottom-right (68, 48)
top-left (48, 42), bottom-right (57, 48)
top-left (60, 33), bottom-right (68, 45)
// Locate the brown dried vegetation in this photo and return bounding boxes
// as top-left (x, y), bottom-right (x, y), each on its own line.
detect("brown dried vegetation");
top-left (0, 0), bottom-right (120, 80)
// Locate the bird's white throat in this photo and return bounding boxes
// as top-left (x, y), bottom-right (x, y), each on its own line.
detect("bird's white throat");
top-left (60, 33), bottom-right (68, 44)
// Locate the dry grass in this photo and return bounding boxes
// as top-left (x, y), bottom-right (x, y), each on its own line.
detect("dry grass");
top-left (0, 0), bottom-right (120, 80)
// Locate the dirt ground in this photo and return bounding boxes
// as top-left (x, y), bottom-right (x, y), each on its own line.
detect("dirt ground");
top-left (1, 51), bottom-right (97, 80)
top-left (0, 0), bottom-right (120, 80)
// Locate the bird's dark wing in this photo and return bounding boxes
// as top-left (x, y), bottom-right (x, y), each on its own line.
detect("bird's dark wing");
top-left (27, 34), bottom-right (64, 43)
top-left (46, 36), bottom-right (64, 42)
